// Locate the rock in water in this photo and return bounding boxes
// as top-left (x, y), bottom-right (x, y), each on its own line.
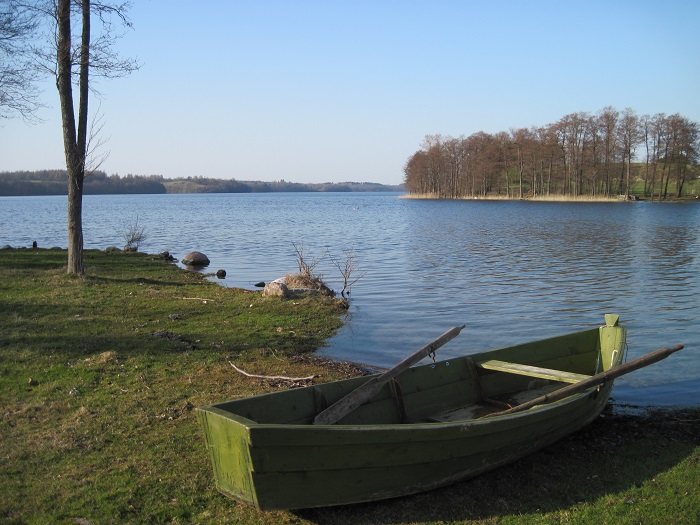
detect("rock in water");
top-left (182, 251), bottom-right (210, 266)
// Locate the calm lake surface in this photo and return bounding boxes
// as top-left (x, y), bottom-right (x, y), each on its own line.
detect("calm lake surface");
top-left (2, 192), bottom-right (698, 407)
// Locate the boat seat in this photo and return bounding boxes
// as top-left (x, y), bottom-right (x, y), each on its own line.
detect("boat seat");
top-left (474, 359), bottom-right (591, 384)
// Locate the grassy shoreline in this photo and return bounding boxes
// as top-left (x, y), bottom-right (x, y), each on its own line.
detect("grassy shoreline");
top-left (1, 249), bottom-right (698, 524)
top-left (400, 193), bottom-right (620, 202)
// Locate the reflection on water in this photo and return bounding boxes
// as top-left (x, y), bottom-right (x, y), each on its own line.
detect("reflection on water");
top-left (1, 193), bottom-right (698, 406)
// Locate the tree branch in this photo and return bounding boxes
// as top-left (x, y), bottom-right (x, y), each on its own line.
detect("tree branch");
top-left (229, 361), bottom-right (318, 382)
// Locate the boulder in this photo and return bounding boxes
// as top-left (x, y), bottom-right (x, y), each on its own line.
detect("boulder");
top-left (263, 280), bottom-right (289, 298)
top-left (261, 275), bottom-right (334, 299)
top-left (182, 251), bottom-right (210, 266)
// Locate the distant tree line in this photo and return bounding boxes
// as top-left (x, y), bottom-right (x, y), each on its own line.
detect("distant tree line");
top-left (0, 170), bottom-right (167, 195)
top-left (152, 176), bottom-right (400, 193)
top-left (0, 171), bottom-right (402, 196)
top-left (403, 107), bottom-right (699, 199)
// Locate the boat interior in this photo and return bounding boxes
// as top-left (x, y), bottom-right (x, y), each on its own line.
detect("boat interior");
top-left (213, 321), bottom-right (625, 426)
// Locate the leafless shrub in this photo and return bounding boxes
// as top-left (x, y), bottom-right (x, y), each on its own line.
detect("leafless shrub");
top-left (292, 242), bottom-right (326, 278)
top-left (123, 216), bottom-right (147, 251)
top-left (289, 242), bottom-right (366, 298)
top-left (284, 272), bottom-right (334, 296)
top-left (331, 246), bottom-right (367, 298)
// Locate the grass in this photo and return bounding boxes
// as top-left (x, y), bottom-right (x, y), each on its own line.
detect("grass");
top-left (1, 248), bottom-right (698, 525)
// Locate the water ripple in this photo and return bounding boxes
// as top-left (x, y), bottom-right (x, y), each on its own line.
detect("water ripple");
top-left (2, 193), bottom-right (698, 406)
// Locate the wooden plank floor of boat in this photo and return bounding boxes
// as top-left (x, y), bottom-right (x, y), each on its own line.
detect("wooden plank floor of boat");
top-left (427, 383), bottom-right (566, 422)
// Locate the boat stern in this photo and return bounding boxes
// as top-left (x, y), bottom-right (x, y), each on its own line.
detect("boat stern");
top-left (196, 406), bottom-right (260, 508)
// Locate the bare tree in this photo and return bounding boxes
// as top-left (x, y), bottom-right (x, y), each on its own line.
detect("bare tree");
top-left (494, 131), bottom-right (512, 197)
top-left (664, 114), bottom-right (699, 198)
top-left (30, 0), bottom-right (139, 274)
top-left (421, 134), bottom-right (447, 197)
top-left (443, 137), bottom-right (466, 199)
top-left (123, 215), bottom-right (146, 251)
top-left (596, 107), bottom-right (620, 196)
top-left (510, 128), bottom-right (533, 198)
top-left (403, 150), bottom-right (430, 195)
top-left (464, 131), bottom-right (498, 197)
top-left (331, 246), bottom-right (367, 298)
top-left (617, 108), bottom-right (641, 197)
top-left (0, 0), bottom-right (41, 120)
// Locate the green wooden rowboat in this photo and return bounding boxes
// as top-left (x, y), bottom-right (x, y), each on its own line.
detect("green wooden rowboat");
top-left (196, 314), bottom-right (678, 510)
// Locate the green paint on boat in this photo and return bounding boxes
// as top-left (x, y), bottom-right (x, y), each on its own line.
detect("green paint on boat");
top-left (197, 315), bottom-right (627, 510)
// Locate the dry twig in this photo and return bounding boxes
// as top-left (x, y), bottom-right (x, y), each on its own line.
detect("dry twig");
top-left (229, 361), bottom-right (318, 382)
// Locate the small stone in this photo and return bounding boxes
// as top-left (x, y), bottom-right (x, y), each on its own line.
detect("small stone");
top-left (156, 250), bottom-right (176, 261)
top-left (28, 378), bottom-right (39, 387)
top-left (216, 269), bottom-right (226, 279)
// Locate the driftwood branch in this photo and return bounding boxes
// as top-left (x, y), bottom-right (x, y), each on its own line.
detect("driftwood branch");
top-left (229, 361), bottom-right (318, 382)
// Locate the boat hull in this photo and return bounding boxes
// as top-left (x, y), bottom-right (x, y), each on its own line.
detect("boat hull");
top-left (197, 317), bottom-right (626, 510)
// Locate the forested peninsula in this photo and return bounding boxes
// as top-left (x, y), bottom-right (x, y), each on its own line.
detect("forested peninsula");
top-left (0, 170), bottom-right (402, 196)
top-left (404, 107), bottom-right (699, 200)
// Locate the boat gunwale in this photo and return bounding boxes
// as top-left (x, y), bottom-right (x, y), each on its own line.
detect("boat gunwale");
top-left (196, 381), bottom-right (608, 432)
top-left (197, 322), bottom-right (625, 433)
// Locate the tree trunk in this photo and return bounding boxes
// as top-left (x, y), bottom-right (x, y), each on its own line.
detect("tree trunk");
top-left (66, 175), bottom-right (84, 273)
top-left (676, 164), bottom-right (685, 198)
top-left (57, 0), bottom-right (90, 274)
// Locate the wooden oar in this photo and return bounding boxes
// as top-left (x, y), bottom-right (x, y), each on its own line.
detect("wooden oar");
top-left (482, 343), bottom-right (685, 418)
top-left (313, 325), bottom-right (465, 425)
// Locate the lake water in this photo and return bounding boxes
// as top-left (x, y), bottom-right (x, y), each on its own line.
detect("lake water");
top-left (2, 192), bottom-right (698, 408)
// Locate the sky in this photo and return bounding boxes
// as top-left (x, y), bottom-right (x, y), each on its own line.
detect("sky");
top-left (1, 0), bottom-right (699, 186)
